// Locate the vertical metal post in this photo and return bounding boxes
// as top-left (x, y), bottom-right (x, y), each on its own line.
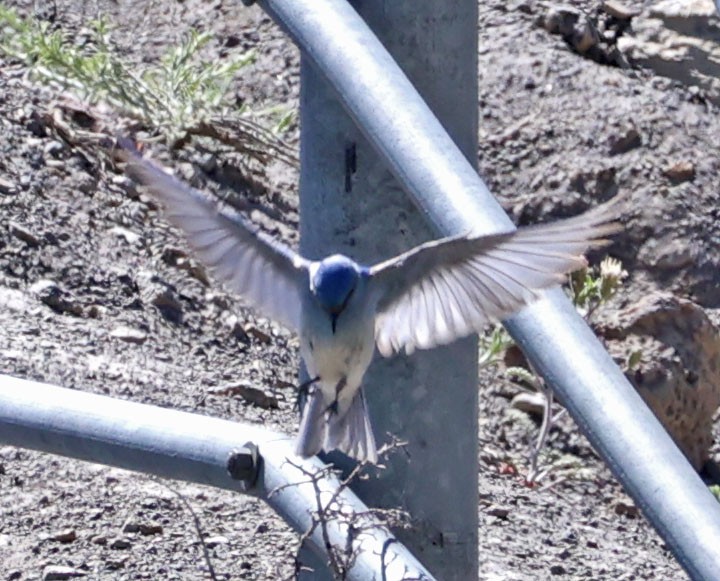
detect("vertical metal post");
top-left (298, 2), bottom-right (479, 579)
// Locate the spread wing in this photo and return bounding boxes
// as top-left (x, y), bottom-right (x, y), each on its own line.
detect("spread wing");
top-left (117, 146), bottom-right (310, 332)
top-left (369, 197), bottom-right (624, 356)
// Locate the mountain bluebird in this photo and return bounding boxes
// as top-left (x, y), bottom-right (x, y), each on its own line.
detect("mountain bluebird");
top-left (118, 146), bottom-right (623, 464)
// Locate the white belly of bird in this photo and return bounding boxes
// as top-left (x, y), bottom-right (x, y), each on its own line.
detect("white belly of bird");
top-left (301, 325), bottom-right (375, 415)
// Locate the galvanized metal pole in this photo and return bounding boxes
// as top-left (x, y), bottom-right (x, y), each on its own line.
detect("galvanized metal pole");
top-left (256, 1), bottom-right (720, 579)
top-left (293, 1), bottom-right (479, 579)
top-left (0, 374), bottom-right (434, 580)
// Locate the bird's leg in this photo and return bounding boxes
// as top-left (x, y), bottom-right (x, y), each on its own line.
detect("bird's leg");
top-left (324, 377), bottom-right (347, 416)
top-left (295, 375), bottom-right (320, 412)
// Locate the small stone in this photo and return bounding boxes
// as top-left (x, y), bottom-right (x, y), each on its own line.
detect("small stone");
top-left (50, 528), bottom-right (77, 543)
top-left (110, 226), bottom-right (141, 245)
top-left (121, 520), bottom-right (140, 533)
top-left (109, 536), bottom-right (132, 550)
top-left (122, 519), bottom-right (163, 536)
top-left (0, 176), bottom-right (16, 195)
top-left (90, 534), bottom-right (107, 545)
top-left (42, 565), bottom-right (86, 580)
top-left (10, 221), bottom-right (41, 247)
top-left (138, 523), bottom-right (163, 536)
top-left (224, 313), bottom-right (249, 341)
top-left (485, 505), bottom-right (511, 519)
top-left (204, 535), bottom-right (229, 548)
top-left (246, 325), bottom-right (271, 344)
top-left (161, 246), bottom-right (210, 285)
top-left (608, 126), bottom-right (642, 154)
top-left (43, 140), bottom-right (65, 157)
top-left (30, 279), bottom-right (82, 315)
top-left (602, 0), bottom-right (640, 20)
top-left (208, 383), bottom-right (279, 409)
top-left (663, 161), bottom-right (695, 183)
top-left (104, 556), bottom-right (128, 570)
top-left (651, 0), bottom-right (715, 20)
top-left (136, 271), bottom-right (183, 323)
top-left (510, 392), bottom-right (547, 417)
top-left (109, 326), bottom-right (147, 344)
top-left (550, 564), bottom-right (567, 575)
top-left (540, 5), bottom-right (599, 53)
top-left (614, 500), bottom-right (639, 517)
top-left (30, 279), bottom-right (61, 303)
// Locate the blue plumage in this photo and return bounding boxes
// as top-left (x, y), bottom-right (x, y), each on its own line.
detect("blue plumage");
top-left (312, 255), bottom-right (361, 313)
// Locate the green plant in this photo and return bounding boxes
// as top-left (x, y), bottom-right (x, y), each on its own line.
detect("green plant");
top-left (478, 324), bottom-right (514, 369)
top-left (0, 7), bottom-right (296, 165)
top-left (570, 256), bottom-right (627, 316)
top-left (710, 484), bottom-right (720, 502)
top-left (479, 255), bottom-right (628, 484)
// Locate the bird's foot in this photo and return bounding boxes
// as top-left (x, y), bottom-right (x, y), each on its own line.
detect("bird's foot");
top-left (295, 375), bottom-right (320, 412)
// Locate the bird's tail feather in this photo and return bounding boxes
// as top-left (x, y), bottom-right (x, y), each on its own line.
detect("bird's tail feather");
top-left (326, 389), bottom-right (378, 464)
top-left (295, 388), bottom-right (327, 459)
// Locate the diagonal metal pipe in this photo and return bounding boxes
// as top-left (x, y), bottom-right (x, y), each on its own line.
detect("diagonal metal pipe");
top-left (255, 0), bottom-right (720, 579)
top-left (0, 375), bottom-right (434, 580)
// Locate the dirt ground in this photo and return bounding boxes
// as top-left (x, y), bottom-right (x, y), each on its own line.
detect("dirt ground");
top-left (1, 0), bottom-right (718, 579)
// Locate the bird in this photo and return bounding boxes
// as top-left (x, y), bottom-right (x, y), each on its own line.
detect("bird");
top-left (116, 143), bottom-right (624, 464)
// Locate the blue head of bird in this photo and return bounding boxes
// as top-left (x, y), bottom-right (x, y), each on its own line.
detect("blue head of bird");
top-left (311, 255), bottom-right (365, 330)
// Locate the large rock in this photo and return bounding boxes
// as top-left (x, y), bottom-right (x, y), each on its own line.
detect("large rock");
top-left (617, 0), bottom-right (720, 103)
top-left (597, 292), bottom-right (720, 470)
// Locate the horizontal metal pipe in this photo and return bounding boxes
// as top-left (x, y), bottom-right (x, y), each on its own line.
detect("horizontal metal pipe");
top-left (0, 374), bottom-right (434, 580)
top-left (255, 1), bottom-right (720, 578)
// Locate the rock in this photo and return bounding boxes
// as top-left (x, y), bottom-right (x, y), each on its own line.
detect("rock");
top-left (204, 535), bottom-right (229, 548)
top-left (9, 221), bottom-right (41, 247)
top-left (617, 2), bottom-right (720, 104)
top-left (50, 528), bottom-right (77, 543)
top-left (223, 313), bottom-right (249, 341)
top-left (122, 519), bottom-right (163, 536)
top-left (651, 0), bottom-right (716, 29)
top-left (30, 279), bottom-right (83, 316)
top-left (602, 1), bottom-right (640, 20)
top-left (510, 392), bottom-right (547, 417)
top-left (109, 536), bottom-right (132, 550)
top-left (596, 292), bottom-right (720, 470)
top-left (246, 325), bottom-right (271, 344)
top-left (30, 279), bottom-right (61, 304)
top-left (208, 383), bottom-right (279, 409)
top-left (652, 238), bottom-right (696, 270)
top-left (614, 500), bottom-right (639, 518)
top-left (161, 245), bottom-right (211, 286)
top-left (540, 5), bottom-right (600, 54)
top-left (109, 326), bottom-right (147, 344)
top-left (42, 566), bottom-right (85, 580)
top-left (663, 161), bottom-right (695, 183)
top-left (136, 271), bottom-right (184, 323)
top-left (104, 556), bottom-right (128, 570)
top-left (485, 505), bottom-right (512, 519)
top-left (0, 176), bottom-right (17, 195)
top-left (109, 226), bottom-right (141, 245)
top-left (608, 126), bottom-right (642, 155)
